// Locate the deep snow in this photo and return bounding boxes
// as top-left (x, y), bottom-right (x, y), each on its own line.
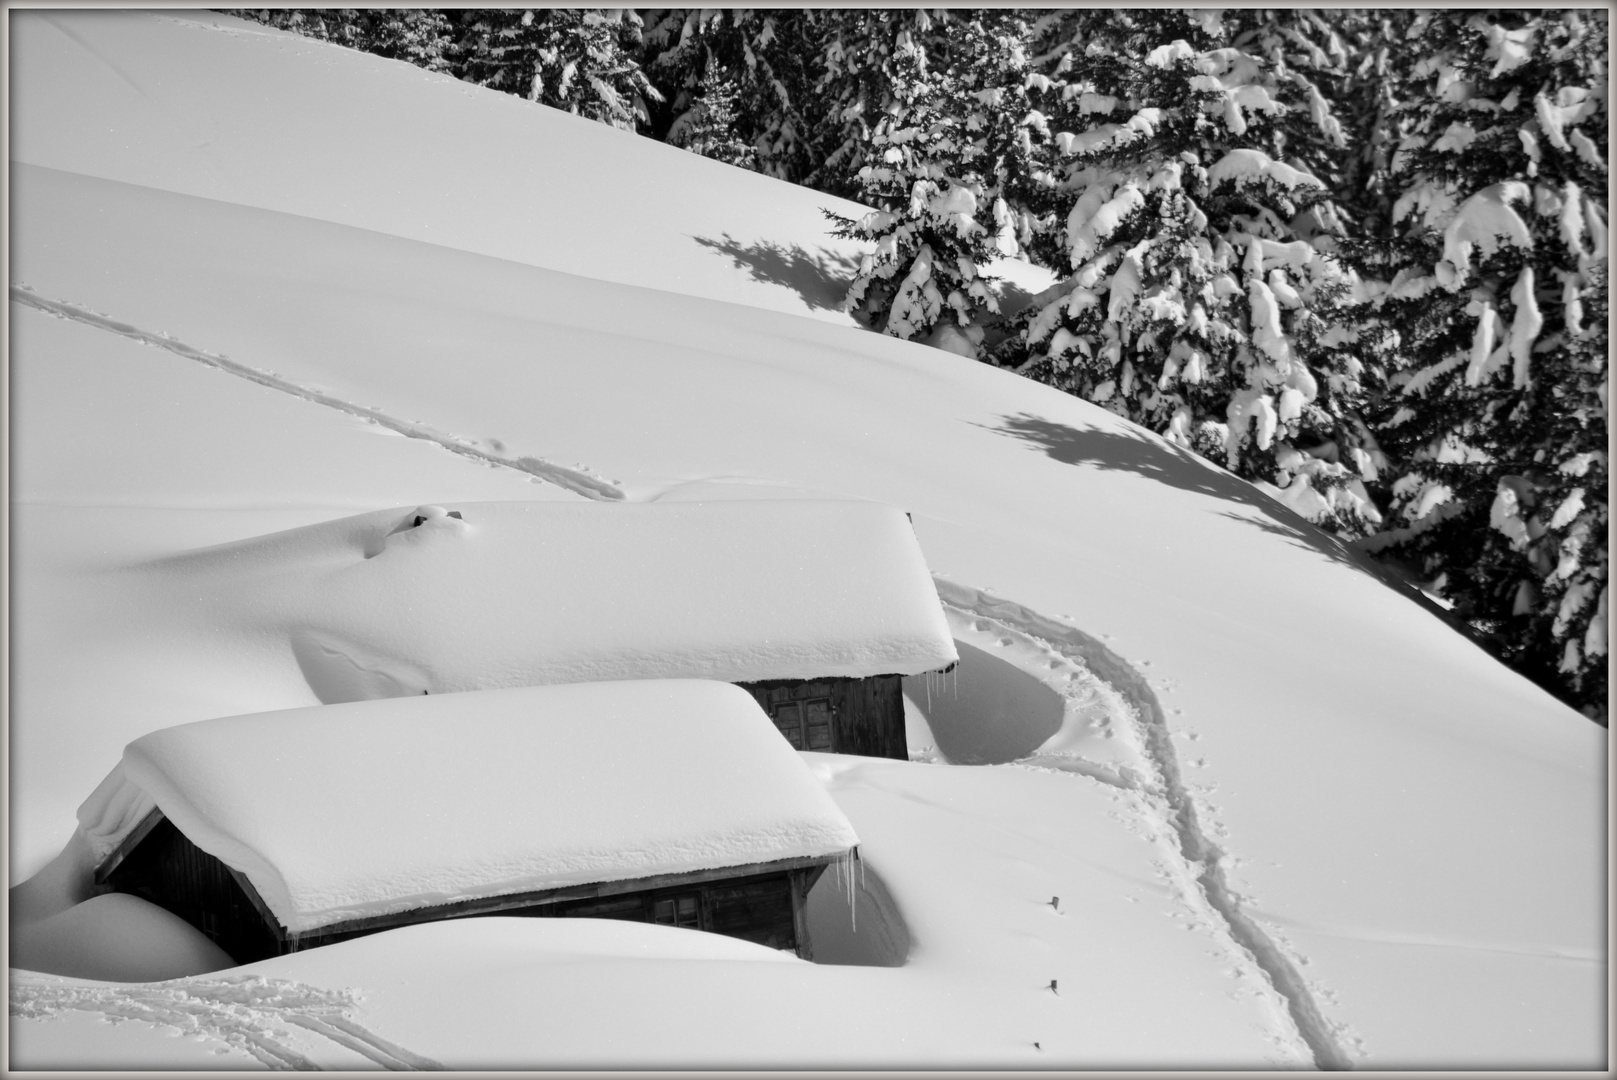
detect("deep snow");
top-left (83, 681), bottom-right (859, 933)
top-left (101, 498), bottom-right (959, 700)
top-left (8, 9), bottom-right (1606, 1070)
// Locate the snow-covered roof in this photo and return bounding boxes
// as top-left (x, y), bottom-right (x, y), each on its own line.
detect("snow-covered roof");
top-left (246, 499), bottom-right (957, 697)
top-left (79, 681), bottom-right (860, 934)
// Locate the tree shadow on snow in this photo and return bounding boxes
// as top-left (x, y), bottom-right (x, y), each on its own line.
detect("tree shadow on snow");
top-left (690, 232), bottom-right (861, 314)
top-left (984, 412), bottom-right (1371, 572)
top-left (985, 411), bottom-right (1483, 633)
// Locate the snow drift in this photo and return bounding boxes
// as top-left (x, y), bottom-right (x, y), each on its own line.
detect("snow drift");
top-left (141, 498), bottom-right (958, 701)
top-left (82, 681), bottom-right (858, 934)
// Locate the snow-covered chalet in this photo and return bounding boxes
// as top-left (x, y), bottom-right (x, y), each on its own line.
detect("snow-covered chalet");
top-left (286, 499), bottom-right (960, 760)
top-left (82, 681), bottom-right (861, 962)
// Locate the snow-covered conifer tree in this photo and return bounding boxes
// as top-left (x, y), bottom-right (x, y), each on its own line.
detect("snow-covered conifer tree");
top-left (933, 10), bottom-right (1052, 267)
top-left (669, 56), bottom-right (757, 169)
top-left (1275, 9), bottom-right (1422, 241)
top-left (640, 10), bottom-right (826, 185)
top-left (827, 26), bottom-right (1002, 354)
top-left (825, 12), bottom-right (1046, 357)
top-left (237, 9), bottom-right (455, 72)
top-left (808, 9), bottom-right (962, 200)
top-left (1352, 9), bottom-right (1608, 713)
top-left (1006, 10), bottom-right (1381, 530)
top-left (455, 9), bottom-right (661, 131)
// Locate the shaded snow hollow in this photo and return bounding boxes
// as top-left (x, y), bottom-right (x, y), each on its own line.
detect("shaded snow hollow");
top-left (149, 499), bottom-right (958, 701)
top-left (80, 681), bottom-right (859, 934)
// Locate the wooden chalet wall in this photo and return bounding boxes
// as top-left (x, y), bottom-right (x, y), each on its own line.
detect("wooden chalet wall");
top-left (738, 674), bottom-right (907, 760)
top-left (298, 866), bottom-right (825, 957)
top-left (99, 812), bottom-right (832, 963)
top-left (534, 866), bottom-right (822, 956)
top-left (98, 815), bottom-right (282, 964)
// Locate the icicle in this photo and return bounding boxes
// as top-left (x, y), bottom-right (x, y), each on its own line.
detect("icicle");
top-left (849, 847), bottom-right (861, 932)
top-left (830, 846), bottom-right (860, 933)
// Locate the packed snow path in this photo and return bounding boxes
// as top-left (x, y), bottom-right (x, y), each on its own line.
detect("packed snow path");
top-left (932, 581), bottom-right (1353, 1068)
top-left (10, 971), bottom-right (443, 1069)
top-left (9, 284), bottom-right (624, 502)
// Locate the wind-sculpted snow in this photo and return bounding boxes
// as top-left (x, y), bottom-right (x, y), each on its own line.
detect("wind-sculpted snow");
top-left (124, 500), bottom-right (957, 701)
top-left (932, 578), bottom-right (1355, 1070)
top-left (8, 283), bottom-right (624, 503)
top-left (10, 971), bottom-right (443, 1070)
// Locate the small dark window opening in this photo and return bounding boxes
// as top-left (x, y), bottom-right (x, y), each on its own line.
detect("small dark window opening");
top-left (652, 894), bottom-right (701, 929)
top-left (770, 699), bottom-right (833, 751)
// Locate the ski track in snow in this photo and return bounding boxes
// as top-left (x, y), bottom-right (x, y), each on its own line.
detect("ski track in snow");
top-left (932, 579), bottom-right (1357, 1071)
top-left (10, 972), bottom-right (444, 1070)
top-left (9, 284), bottom-right (624, 502)
top-left (11, 282), bottom-right (1356, 1067)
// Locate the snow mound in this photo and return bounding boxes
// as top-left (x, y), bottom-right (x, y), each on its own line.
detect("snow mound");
top-left (79, 681), bottom-right (860, 934)
top-left (10, 893), bottom-right (236, 983)
top-left (155, 499), bottom-right (959, 698)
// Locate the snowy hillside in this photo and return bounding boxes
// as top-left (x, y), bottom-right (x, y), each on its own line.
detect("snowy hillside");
top-left (8, 10), bottom-right (1606, 1070)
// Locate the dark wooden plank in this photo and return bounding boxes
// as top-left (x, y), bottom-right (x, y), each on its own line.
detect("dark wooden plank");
top-left (789, 867), bottom-right (815, 961)
top-left (224, 865), bottom-right (289, 946)
top-left (101, 816), bottom-right (283, 963)
top-left (92, 806), bottom-right (165, 885)
top-left (704, 877), bottom-right (795, 952)
top-left (290, 852), bottom-right (844, 945)
top-left (825, 673), bottom-right (906, 759)
top-left (740, 674), bottom-right (906, 758)
top-left (543, 895), bottom-right (646, 920)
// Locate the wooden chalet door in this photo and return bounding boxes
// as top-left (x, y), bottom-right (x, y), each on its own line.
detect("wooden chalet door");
top-left (770, 699), bottom-right (833, 751)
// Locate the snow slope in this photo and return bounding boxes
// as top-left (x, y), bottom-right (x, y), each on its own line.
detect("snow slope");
top-left (8, 9), bottom-right (1606, 1070)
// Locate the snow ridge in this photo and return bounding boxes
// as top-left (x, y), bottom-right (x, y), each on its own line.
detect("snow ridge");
top-left (8, 284), bottom-right (624, 502)
top-left (931, 577), bottom-right (1355, 1071)
top-left (10, 972), bottom-right (443, 1070)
